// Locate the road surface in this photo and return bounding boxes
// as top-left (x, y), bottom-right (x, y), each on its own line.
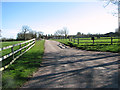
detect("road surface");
top-left (21, 40), bottom-right (119, 88)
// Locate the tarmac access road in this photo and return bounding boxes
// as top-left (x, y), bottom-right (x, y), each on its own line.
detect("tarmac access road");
top-left (21, 40), bottom-right (119, 88)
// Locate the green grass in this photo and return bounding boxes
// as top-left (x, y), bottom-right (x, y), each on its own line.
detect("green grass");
top-left (1, 40), bottom-right (33, 57)
top-left (54, 38), bottom-right (120, 53)
top-left (2, 40), bottom-right (45, 89)
top-left (1, 41), bottom-right (33, 67)
top-left (1, 41), bottom-right (24, 57)
top-left (72, 38), bottom-right (119, 44)
top-left (2, 41), bottom-right (24, 48)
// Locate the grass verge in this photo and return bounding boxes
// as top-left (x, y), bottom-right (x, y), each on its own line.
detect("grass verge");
top-left (54, 39), bottom-right (120, 53)
top-left (2, 40), bottom-right (45, 89)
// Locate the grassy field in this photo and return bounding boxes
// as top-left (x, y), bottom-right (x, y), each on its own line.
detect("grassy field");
top-left (1, 40), bottom-right (33, 67)
top-left (1, 41), bottom-right (25, 57)
top-left (54, 37), bottom-right (120, 53)
top-left (2, 41), bottom-right (24, 48)
top-left (68, 37), bottom-right (119, 44)
top-left (2, 40), bottom-right (45, 89)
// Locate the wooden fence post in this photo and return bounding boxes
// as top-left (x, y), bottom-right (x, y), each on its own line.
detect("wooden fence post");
top-left (74, 38), bottom-right (75, 43)
top-left (34, 39), bottom-right (36, 44)
top-left (25, 43), bottom-right (27, 51)
top-left (20, 44), bottom-right (22, 54)
top-left (78, 38), bottom-right (79, 44)
top-left (72, 38), bottom-right (74, 42)
top-left (111, 37), bottom-right (113, 45)
top-left (11, 45), bottom-right (14, 60)
top-left (93, 39), bottom-right (94, 44)
top-left (91, 37), bottom-right (95, 44)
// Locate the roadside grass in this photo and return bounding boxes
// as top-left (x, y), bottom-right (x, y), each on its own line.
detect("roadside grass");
top-left (54, 39), bottom-right (120, 53)
top-left (2, 40), bottom-right (45, 89)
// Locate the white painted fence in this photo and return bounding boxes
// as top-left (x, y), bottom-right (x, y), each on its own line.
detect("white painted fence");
top-left (0, 38), bottom-right (36, 71)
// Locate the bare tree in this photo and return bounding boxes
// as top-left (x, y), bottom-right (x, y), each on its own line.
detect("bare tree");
top-left (29, 30), bottom-right (37, 39)
top-left (103, 0), bottom-right (119, 16)
top-left (54, 29), bottom-right (64, 36)
top-left (37, 31), bottom-right (44, 39)
top-left (22, 25), bottom-right (30, 40)
top-left (54, 27), bottom-right (69, 38)
top-left (62, 27), bottom-right (69, 38)
top-left (103, 0), bottom-right (118, 8)
top-left (102, 0), bottom-right (120, 35)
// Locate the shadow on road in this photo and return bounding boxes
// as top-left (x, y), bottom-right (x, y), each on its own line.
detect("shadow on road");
top-left (42, 52), bottom-right (119, 67)
top-left (23, 50), bottom-right (119, 88)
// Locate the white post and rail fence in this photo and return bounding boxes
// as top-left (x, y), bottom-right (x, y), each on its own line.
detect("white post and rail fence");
top-left (0, 38), bottom-right (36, 71)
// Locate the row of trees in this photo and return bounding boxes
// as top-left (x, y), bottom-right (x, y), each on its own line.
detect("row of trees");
top-left (76, 31), bottom-right (120, 38)
top-left (1, 26), bottom-right (69, 41)
top-left (2, 24), bottom-right (120, 41)
top-left (17, 26), bottom-right (69, 40)
top-left (17, 25), bottom-right (43, 40)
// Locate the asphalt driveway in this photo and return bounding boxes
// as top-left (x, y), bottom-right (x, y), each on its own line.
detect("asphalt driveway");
top-left (21, 40), bottom-right (119, 88)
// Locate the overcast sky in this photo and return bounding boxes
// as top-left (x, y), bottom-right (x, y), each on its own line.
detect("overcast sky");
top-left (1, 0), bottom-right (118, 39)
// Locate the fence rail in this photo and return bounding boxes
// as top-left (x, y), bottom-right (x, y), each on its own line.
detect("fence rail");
top-left (57, 36), bottom-right (119, 45)
top-left (0, 38), bottom-right (36, 71)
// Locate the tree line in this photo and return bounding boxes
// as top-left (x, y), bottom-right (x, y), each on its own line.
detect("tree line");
top-left (17, 26), bottom-right (69, 40)
top-left (17, 25), bottom-right (44, 41)
top-left (1, 24), bottom-right (119, 42)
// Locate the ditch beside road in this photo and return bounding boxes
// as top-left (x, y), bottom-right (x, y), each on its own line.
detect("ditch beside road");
top-left (22, 40), bottom-right (119, 88)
